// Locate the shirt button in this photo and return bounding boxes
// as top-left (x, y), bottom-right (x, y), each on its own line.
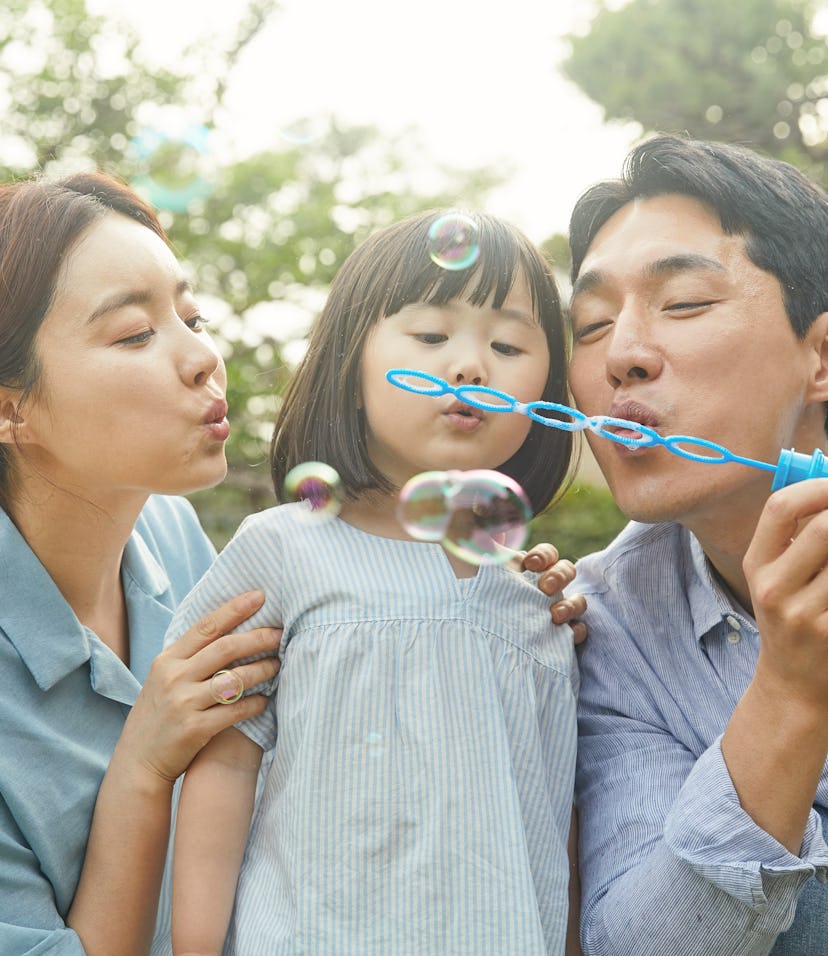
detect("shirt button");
top-left (725, 615), bottom-right (741, 631)
top-left (726, 631), bottom-right (742, 644)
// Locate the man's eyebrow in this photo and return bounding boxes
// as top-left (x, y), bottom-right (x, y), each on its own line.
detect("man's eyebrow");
top-left (644, 253), bottom-right (726, 280)
top-left (572, 254), bottom-right (726, 303)
top-left (86, 279), bottom-right (193, 324)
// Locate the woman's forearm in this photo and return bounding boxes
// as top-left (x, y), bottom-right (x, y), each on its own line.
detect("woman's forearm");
top-left (67, 745), bottom-right (175, 956)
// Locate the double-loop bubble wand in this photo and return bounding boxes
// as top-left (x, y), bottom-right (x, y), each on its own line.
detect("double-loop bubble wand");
top-left (386, 369), bottom-right (828, 491)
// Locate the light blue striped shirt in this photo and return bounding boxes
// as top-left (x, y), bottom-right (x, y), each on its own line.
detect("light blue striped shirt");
top-left (166, 504), bottom-right (578, 955)
top-left (570, 520), bottom-right (828, 955)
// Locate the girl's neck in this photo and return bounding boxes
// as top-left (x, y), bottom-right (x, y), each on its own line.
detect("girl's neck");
top-left (337, 491), bottom-right (480, 579)
top-left (338, 491), bottom-right (408, 540)
top-left (8, 480), bottom-right (147, 662)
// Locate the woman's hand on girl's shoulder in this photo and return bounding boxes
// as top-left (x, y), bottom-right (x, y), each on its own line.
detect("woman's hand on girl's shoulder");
top-left (520, 543), bottom-right (587, 645)
top-left (118, 591), bottom-right (282, 786)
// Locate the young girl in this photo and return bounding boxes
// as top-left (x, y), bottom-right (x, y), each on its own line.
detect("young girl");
top-left (168, 210), bottom-right (579, 955)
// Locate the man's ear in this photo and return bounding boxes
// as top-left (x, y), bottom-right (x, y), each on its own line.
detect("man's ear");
top-left (0, 390), bottom-right (27, 446)
top-left (806, 311), bottom-right (828, 403)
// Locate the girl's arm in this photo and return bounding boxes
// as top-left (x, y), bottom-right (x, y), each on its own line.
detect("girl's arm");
top-left (67, 591), bottom-right (279, 956)
top-left (173, 727), bottom-right (263, 956)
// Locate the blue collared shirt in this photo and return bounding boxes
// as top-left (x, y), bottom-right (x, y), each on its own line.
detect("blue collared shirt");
top-left (569, 520), bottom-right (828, 955)
top-left (0, 497), bottom-right (215, 955)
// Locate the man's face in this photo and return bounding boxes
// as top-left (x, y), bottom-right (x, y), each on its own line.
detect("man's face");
top-left (567, 193), bottom-right (827, 530)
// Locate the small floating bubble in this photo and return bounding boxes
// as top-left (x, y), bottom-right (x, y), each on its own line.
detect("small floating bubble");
top-left (284, 461), bottom-right (343, 523)
top-left (427, 213), bottom-right (480, 271)
top-left (130, 123), bottom-right (212, 212)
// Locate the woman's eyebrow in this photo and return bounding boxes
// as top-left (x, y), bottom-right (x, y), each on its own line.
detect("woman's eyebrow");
top-left (86, 279), bottom-right (194, 324)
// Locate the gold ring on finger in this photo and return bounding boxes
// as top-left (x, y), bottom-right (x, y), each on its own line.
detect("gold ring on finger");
top-left (209, 669), bottom-right (244, 705)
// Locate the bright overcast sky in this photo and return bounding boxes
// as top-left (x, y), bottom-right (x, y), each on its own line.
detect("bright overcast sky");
top-left (91, 0), bottom-right (640, 242)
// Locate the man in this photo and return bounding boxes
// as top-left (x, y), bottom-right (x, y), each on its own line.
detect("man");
top-left (560, 135), bottom-right (828, 954)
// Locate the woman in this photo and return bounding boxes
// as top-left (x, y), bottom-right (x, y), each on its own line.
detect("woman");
top-left (0, 172), bottom-right (583, 955)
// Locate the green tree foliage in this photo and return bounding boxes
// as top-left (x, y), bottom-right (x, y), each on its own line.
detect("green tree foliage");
top-left (0, 0), bottom-right (503, 538)
top-left (528, 483), bottom-right (628, 563)
top-left (563, 0), bottom-right (828, 185)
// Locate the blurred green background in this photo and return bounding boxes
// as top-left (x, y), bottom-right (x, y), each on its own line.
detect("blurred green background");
top-left (3, 0), bottom-right (824, 560)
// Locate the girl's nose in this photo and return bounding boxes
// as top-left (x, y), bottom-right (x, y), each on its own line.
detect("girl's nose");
top-left (448, 354), bottom-right (487, 388)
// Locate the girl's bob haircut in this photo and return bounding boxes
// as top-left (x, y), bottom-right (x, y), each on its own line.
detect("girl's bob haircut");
top-left (271, 209), bottom-right (573, 516)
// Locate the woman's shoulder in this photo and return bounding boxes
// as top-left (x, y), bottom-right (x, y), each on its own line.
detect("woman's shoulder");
top-left (131, 495), bottom-right (217, 589)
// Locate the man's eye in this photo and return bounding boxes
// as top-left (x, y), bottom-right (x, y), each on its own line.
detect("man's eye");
top-left (665, 301), bottom-right (715, 313)
top-left (572, 321), bottom-right (610, 343)
top-left (185, 315), bottom-right (210, 331)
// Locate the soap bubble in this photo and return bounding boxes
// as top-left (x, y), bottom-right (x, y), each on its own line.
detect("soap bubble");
top-left (397, 471), bottom-right (453, 541)
top-left (284, 461), bottom-right (343, 523)
top-left (427, 213), bottom-right (480, 271)
top-left (442, 470), bottom-right (531, 565)
top-left (131, 124), bottom-right (212, 212)
top-left (277, 115), bottom-right (329, 146)
top-left (398, 469), bottom-right (531, 565)
top-left (365, 731), bottom-right (386, 758)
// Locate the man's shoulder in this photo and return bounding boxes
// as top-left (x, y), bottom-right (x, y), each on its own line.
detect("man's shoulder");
top-left (575, 520), bottom-right (689, 595)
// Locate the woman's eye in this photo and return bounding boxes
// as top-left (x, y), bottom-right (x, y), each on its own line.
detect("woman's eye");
top-left (116, 329), bottom-right (155, 346)
top-left (185, 314), bottom-right (210, 331)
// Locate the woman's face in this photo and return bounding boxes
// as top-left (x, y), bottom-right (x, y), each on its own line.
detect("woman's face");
top-left (16, 211), bottom-right (229, 505)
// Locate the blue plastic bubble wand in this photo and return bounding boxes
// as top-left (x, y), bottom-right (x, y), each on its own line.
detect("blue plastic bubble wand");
top-left (386, 368), bottom-right (827, 492)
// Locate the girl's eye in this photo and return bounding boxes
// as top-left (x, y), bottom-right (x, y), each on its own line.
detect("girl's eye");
top-left (492, 342), bottom-right (522, 356)
top-left (116, 329), bottom-right (155, 346)
top-left (413, 332), bottom-right (447, 344)
top-left (185, 314), bottom-right (210, 331)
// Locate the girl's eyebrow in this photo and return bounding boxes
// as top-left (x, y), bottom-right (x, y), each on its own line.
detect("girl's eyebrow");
top-left (86, 278), bottom-right (193, 324)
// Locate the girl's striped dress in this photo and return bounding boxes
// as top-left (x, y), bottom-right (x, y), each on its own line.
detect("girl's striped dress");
top-left (166, 503), bottom-right (578, 955)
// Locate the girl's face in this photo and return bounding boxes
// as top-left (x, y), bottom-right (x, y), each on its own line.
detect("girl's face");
top-left (359, 271), bottom-right (551, 491)
top-left (12, 212), bottom-right (229, 505)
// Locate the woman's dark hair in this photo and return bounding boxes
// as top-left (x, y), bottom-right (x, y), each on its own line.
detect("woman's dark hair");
top-left (0, 172), bottom-right (167, 510)
top-left (569, 134), bottom-right (828, 339)
top-left (271, 209), bottom-right (573, 516)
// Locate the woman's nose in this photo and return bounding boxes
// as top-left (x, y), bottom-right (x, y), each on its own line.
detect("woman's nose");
top-left (180, 329), bottom-right (222, 387)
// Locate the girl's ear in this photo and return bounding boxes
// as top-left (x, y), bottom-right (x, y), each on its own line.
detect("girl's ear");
top-left (0, 390), bottom-right (27, 446)
top-left (806, 312), bottom-right (828, 404)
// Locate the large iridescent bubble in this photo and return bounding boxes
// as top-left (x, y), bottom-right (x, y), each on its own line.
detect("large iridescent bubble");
top-left (398, 469), bottom-right (531, 565)
top-left (284, 461), bottom-right (343, 523)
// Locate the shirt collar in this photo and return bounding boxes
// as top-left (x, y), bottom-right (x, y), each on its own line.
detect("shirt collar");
top-left (0, 508), bottom-right (173, 694)
top-left (686, 530), bottom-right (752, 644)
